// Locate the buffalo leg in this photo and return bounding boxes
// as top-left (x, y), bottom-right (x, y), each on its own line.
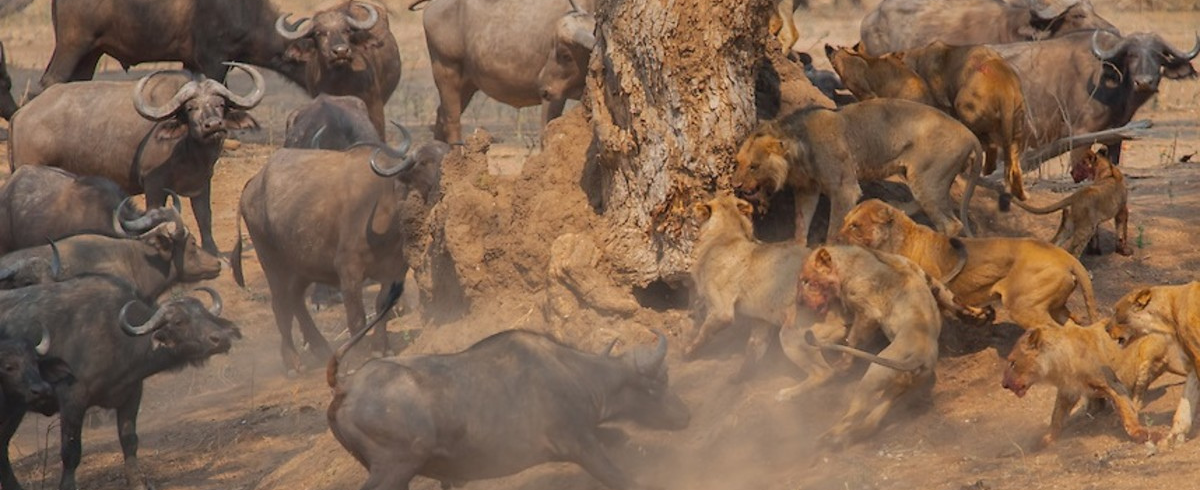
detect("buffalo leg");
top-left (116, 386), bottom-right (150, 490)
top-left (191, 186), bottom-right (218, 254)
top-left (541, 98), bottom-right (568, 129)
top-left (294, 296), bottom-right (334, 365)
top-left (339, 268), bottom-right (385, 357)
top-left (265, 271), bottom-right (306, 375)
top-left (57, 400), bottom-right (88, 490)
top-left (69, 50), bottom-right (103, 82)
top-left (358, 461), bottom-right (418, 490)
top-left (565, 433), bottom-right (637, 490)
top-left (372, 280), bottom-right (402, 356)
top-left (431, 62), bottom-right (477, 144)
top-left (0, 405), bottom-right (27, 490)
top-left (38, 32), bottom-right (94, 91)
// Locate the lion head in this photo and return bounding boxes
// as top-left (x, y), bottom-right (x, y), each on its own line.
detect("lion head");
top-left (693, 192), bottom-right (756, 241)
top-left (799, 247), bottom-right (840, 313)
top-left (732, 124), bottom-right (791, 209)
top-left (839, 199), bottom-right (906, 249)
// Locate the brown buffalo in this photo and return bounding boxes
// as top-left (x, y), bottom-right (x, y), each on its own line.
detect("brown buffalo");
top-left (860, 0), bottom-right (1117, 55)
top-left (416, 0), bottom-right (596, 143)
top-left (828, 42), bottom-right (1029, 201)
top-left (10, 65), bottom-right (265, 254)
top-left (276, 1), bottom-right (401, 137)
top-left (284, 94), bottom-right (380, 149)
top-left (233, 129), bottom-right (449, 374)
top-left (0, 166), bottom-right (181, 255)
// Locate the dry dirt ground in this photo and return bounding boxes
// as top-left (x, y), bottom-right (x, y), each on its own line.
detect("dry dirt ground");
top-left (0, 1), bottom-right (1199, 490)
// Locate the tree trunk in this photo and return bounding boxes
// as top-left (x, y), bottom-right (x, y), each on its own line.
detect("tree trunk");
top-left (587, 0), bottom-right (830, 287)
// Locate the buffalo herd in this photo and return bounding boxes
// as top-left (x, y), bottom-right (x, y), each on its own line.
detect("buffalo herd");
top-left (0, 0), bottom-right (1194, 488)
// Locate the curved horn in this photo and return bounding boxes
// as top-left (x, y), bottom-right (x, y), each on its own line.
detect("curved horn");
top-left (165, 189), bottom-right (183, 213)
top-left (47, 238), bottom-right (61, 280)
top-left (311, 125), bottom-right (327, 148)
top-left (1091, 30), bottom-right (1123, 60)
top-left (115, 196), bottom-right (161, 233)
top-left (275, 13), bottom-right (314, 40)
top-left (119, 301), bottom-right (169, 336)
top-left (34, 325), bottom-right (50, 356)
top-left (366, 122), bottom-right (417, 177)
top-left (571, 25), bottom-right (596, 50)
top-left (600, 338), bottom-right (619, 357)
top-left (191, 286), bottom-right (224, 317)
top-left (1165, 32), bottom-right (1200, 61)
top-left (346, 2), bottom-right (380, 30)
top-left (132, 71), bottom-right (196, 121)
top-left (567, 0), bottom-right (584, 13)
top-left (634, 330), bottom-right (668, 374)
top-left (213, 62), bottom-right (266, 110)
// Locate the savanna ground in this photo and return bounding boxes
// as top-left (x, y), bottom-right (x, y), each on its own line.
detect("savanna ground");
top-left (0, 1), bottom-right (1199, 489)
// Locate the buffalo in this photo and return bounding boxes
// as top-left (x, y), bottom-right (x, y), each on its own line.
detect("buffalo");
top-left (276, 1), bottom-right (401, 138)
top-left (860, 0), bottom-right (1117, 55)
top-left (991, 30), bottom-right (1199, 169)
top-left (0, 166), bottom-right (182, 255)
top-left (37, 0), bottom-right (305, 90)
top-left (0, 279), bottom-right (239, 490)
top-left (327, 328), bottom-right (690, 490)
top-left (414, 0), bottom-right (596, 143)
top-left (0, 329), bottom-right (72, 422)
top-left (10, 64), bottom-right (266, 254)
top-left (233, 129), bottom-right (449, 374)
top-left (0, 41), bottom-right (18, 121)
top-left (0, 220), bottom-right (221, 299)
top-left (284, 94), bottom-right (381, 149)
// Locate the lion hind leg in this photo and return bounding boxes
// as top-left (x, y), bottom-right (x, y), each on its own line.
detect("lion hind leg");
top-left (1168, 372), bottom-right (1199, 444)
top-left (685, 310), bottom-right (732, 360)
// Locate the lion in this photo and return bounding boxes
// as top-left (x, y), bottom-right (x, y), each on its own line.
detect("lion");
top-left (1012, 147), bottom-right (1132, 256)
top-left (687, 193), bottom-right (845, 382)
top-left (839, 198), bottom-right (1098, 330)
top-left (796, 245), bottom-right (992, 447)
top-left (732, 98), bottom-right (983, 244)
top-left (1001, 323), bottom-right (1164, 447)
top-left (1108, 282), bottom-right (1200, 443)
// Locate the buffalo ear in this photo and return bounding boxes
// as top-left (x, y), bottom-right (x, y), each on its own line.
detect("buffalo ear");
top-left (284, 39), bottom-right (316, 62)
top-left (692, 202), bottom-right (712, 222)
top-left (37, 357), bottom-right (74, 385)
top-left (224, 111), bottom-right (260, 131)
top-left (154, 120), bottom-right (188, 140)
top-left (140, 223), bottom-right (176, 253)
top-left (1162, 60), bottom-right (1198, 80)
top-left (1132, 288), bottom-right (1153, 309)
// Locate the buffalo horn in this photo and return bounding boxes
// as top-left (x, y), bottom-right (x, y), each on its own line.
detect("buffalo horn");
top-left (213, 62), bottom-right (266, 110)
top-left (34, 325), bottom-right (50, 356)
top-left (132, 71), bottom-right (198, 121)
top-left (633, 330), bottom-right (668, 374)
top-left (1166, 32), bottom-right (1200, 61)
top-left (1091, 30), bottom-right (1124, 60)
top-left (166, 189), bottom-right (183, 213)
top-left (47, 238), bottom-right (61, 280)
top-left (115, 196), bottom-right (157, 233)
top-left (0, 41), bottom-right (5, 67)
top-left (572, 26), bottom-right (596, 51)
top-left (601, 338), bottom-right (619, 357)
top-left (366, 122), bottom-right (417, 177)
top-left (192, 286), bottom-right (224, 317)
top-left (346, 2), bottom-right (380, 30)
top-left (567, 0), bottom-right (584, 13)
top-left (275, 13), bottom-right (314, 40)
top-left (119, 301), bottom-right (169, 336)
top-left (311, 125), bottom-right (327, 148)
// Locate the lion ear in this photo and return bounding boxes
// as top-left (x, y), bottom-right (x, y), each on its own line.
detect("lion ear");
top-left (814, 247), bottom-right (833, 270)
top-left (735, 199), bottom-right (754, 218)
top-left (1025, 328), bottom-right (1044, 350)
top-left (1132, 288), bottom-right (1152, 309)
top-left (692, 202), bottom-right (712, 222)
top-left (765, 135), bottom-right (786, 156)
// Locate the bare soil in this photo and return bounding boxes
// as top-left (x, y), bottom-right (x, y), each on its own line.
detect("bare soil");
top-left (1, 2), bottom-right (1199, 490)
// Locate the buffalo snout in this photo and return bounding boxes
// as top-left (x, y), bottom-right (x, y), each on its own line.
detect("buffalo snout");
top-left (637, 391), bottom-right (691, 430)
top-left (1133, 76), bottom-right (1158, 93)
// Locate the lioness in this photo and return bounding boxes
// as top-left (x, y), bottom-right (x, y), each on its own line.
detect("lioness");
top-left (840, 199), bottom-right (1097, 329)
top-left (733, 98), bottom-right (983, 243)
top-left (1109, 282), bottom-right (1200, 443)
top-left (1002, 324), bottom-right (1163, 447)
top-left (797, 245), bottom-right (991, 447)
top-left (1012, 147), bottom-right (1132, 256)
top-left (688, 193), bottom-right (843, 382)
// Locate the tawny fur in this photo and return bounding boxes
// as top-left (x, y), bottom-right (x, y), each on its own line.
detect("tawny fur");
top-left (839, 199), bottom-right (1098, 329)
top-left (1012, 147), bottom-right (1132, 256)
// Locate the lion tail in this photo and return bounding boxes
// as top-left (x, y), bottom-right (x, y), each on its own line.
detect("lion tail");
top-left (1068, 256), bottom-right (1099, 324)
top-left (1010, 193), bottom-right (1077, 215)
top-left (959, 136), bottom-right (983, 237)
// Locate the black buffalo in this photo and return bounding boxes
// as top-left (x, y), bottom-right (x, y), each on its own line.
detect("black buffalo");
top-left (0, 279), bottom-right (240, 490)
top-left (284, 94), bottom-right (380, 149)
top-left (327, 329), bottom-right (690, 490)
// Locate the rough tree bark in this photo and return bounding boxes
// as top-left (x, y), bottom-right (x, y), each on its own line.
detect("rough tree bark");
top-left (587, 0), bottom-right (829, 287)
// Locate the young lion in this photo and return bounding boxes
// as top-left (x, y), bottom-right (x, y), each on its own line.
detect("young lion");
top-left (839, 198), bottom-right (1098, 329)
top-left (1109, 282), bottom-right (1200, 443)
top-left (732, 98), bottom-right (983, 243)
top-left (688, 193), bottom-right (843, 382)
top-left (797, 245), bottom-right (991, 447)
top-left (1012, 147), bottom-right (1132, 256)
top-left (1002, 324), bottom-right (1163, 447)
